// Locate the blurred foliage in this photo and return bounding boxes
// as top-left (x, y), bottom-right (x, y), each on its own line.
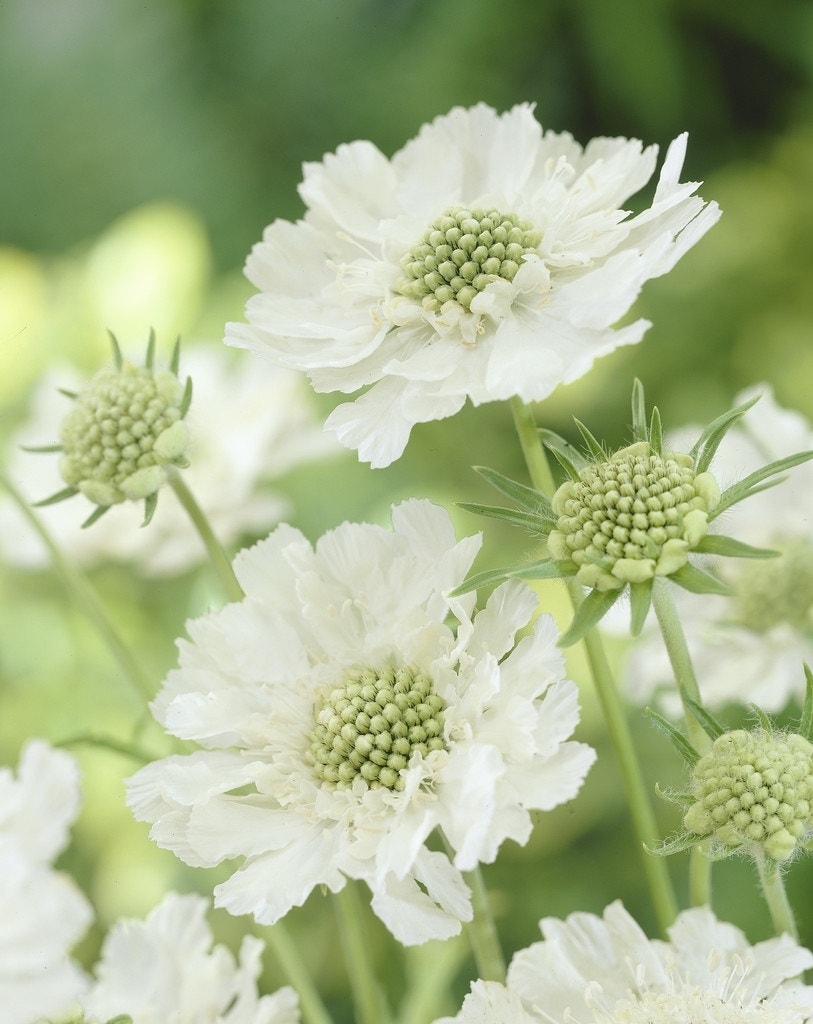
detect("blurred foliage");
top-left (3, 0), bottom-right (813, 1008)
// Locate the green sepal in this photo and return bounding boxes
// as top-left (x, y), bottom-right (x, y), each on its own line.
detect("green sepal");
top-left (537, 428), bottom-right (589, 480)
top-left (81, 504), bottom-right (111, 529)
top-left (669, 563), bottom-right (732, 595)
top-left (681, 695), bottom-right (724, 741)
top-left (558, 586), bottom-right (623, 648)
top-left (20, 443), bottom-right (62, 453)
top-left (449, 559), bottom-right (570, 597)
top-left (644, 707), bottom-right (700, 767)
top-left (141, 491), bottom-right (158, 527)
top-left (649, 406), bottom-right (663, 455)
top-left (180, 375), bottom-right (193, 418)
top-left (630, 378), bottom-right (648, 442)
top-left (573, 418), bottom-right (606, 462)
top-left (449, 566), bottom-right (518, 596)
top-left (145, 326), bottom-right (156, 369)
top-left (455, 501), bottom-right (550, 533)
top-left (33, 486), bottom-right (79, 507)
top-left (108, 330), bottom-right (124, 371)
top-left (690, 394), bottom-right (759, 472)
top-left (654, 782), bottom-right (694, 807)
top-left (710, 450), bottom-right (813, 521)
top-left (170, 335), bottom-right (182, 375)
top-left (799, 664), bottom-right (813, 743)
top-left (747, 702), bottom-right (774, 734)
top-left (473, 465), bottom-right (549, 514)
top-left (629, 580), bottom-right (653, 637)
top-left (647, 830), bottom-right (706, 858)
top-left (58, 387), bottom-right (79, 400)
top-left (693, 535), bottom-right (779, 560)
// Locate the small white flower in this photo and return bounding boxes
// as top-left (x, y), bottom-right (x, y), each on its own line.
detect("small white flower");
top-left (0, 741), bottom-right (92, 1024)
top-left (226, 102), bottom-right (720, 467)
top-left (127, 499), bottom-right (594, 945)
top-left (1, 345), bottom-right (339, 575)
top-left (621, 386), bottom-right (813, 712)
top-left (438, 902), bottom-right (813, 1024)
top-left (80, 892), bottom-right (300, 1024)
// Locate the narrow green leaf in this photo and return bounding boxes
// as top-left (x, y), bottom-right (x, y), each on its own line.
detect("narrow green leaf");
top-left (58, 387), bottom-right (79, 400)
top-left (473, 465), bottom-right (548, 513)
top-left (669, 563), bottom-right (731, 596)
top-left (690, 394), bottom-right (760, 469)
top-left (20, 443), bottom-right (62, 453)
top-left (693, 535), bottom-right (778, 560)
top-left (33, 486), bottom-right (79, 507)
top-left (537, 428), bottom-right (590, 478)
top-left (141, 492), bottom-right (158, 527)
top-left (747, 702), bottom-right (774, 734)
top-left (510, 558), bottom-right (574, 581)
top-left (681, 695), bottom-right (724, 741)
top-left (800, 664), bottom-right (813, 743)
top-left (573, 418), bottom-right (606, 462)
top-left (179, 375), bottom-right (194, 418)
top-left (644, 707), bottom-right (700, 766)
top-left (558, 587), bottom-right (623, 648)
top-left (649, 406), bottom-right (663, 456)
top-left (108, 330), bottom-right (123, 370)
top-left (455, 501), bottom-right (550, 533)
top-left (448, 566), bottom-right (517, 596)
top-left (629, 580), bottom-right (653, 637)
top-left (81, 504), bottom-right (111, 529)
top-left (630, 378), bottom-right (647, 442)
top-left (647, 831), bottom-right (705, 858)
top-left (654, 782), bottom-right (694, 807)
top-left (144, 327), bottom-right (156, 369)
top-left (710, 451), bottom-right (813, 520)
top-left (170, 335), bottom-right (182, 375)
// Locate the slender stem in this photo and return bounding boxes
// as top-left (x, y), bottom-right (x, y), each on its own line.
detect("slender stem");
top-left (0, 472), bottom-right (153, 702)
top-left (167, 471), bottom-right (243, 603)
top-left (755, 850), bottom-right (799, 940)
top-left (508, 401), bottom-right (679, 934)
top-left (265, 923), bottom-right (335, 1024)
top-left (461, 864), bottom-right (506, 982)
top-left (400, 936), bottom-right (468, 1024)
top-left (333, 883), bottom-right (389, 1024)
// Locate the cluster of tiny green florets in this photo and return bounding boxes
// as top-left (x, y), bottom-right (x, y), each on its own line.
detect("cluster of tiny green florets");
top-left (309, 666), bottom-right (447, 791)
top-left (546, 441), bottom-right (720, 590)
top-left (396, 206), bottom-right (542, 312)
top-left (684, 729), bottom-right (813, 862)
top-left (733, 540), bottom-right (813, 634)
top-left (59, 362), bottom-right (189, 507)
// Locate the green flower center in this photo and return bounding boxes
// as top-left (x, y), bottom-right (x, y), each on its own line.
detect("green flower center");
top-left (309, 666), bottom-right (447, 791)
top-left (396, 206), bottom-right (541, 311)
top-left (733, 541), bottom-right (813, 634)
top-left (547, 443), bottom-right (717, 589)
top-left (684, 729), bottom-right (813, 861)
top-left (59, 363), bottom-right (188, 507)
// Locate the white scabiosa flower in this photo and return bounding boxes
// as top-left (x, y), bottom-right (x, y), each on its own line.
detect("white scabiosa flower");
top-left (0, 741), bottom-right (92, 1024)
top-left (126, 499), bottom-right (595, 945)
top-left (622, 386), bottom-right (813, 712)
top-left (226, 102), bottom-right (720, 467)
top-left (436, 902), bottom-right (813, 1024)
top-left (1, 344), bottom-right (339, 575)
top-left (78, 892), bottom-right (300, 1024)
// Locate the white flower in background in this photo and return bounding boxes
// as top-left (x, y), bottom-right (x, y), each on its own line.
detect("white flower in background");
top-left (127, 499), bottom-right (594, 945)
top-left (79, 892), bottom-right (300, 1024)
top-left (621, 386), bottom-right (813, 712)
top-left (435, 902), bottom-right (813, 1024)
top-left (1, 345), bottom-right (339, 575)
top-left (226, 102), bottom-right (720, 467)
top-left (0, 740), bottom-right (92, 1024)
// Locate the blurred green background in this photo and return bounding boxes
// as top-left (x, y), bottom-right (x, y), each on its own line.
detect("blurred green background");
top-left (2, 0), bottom-right (813, 1015)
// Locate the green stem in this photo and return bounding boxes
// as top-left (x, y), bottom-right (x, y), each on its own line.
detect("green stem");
top-left (167, 471), bottom-right (243, 603)
top-left (265, 923), bottom-right (335, 1024)
top-left (333, 883), bottom-right (389, 1024)
top-left (400, 935), bottom-right (468, 1024)
top-left (508, 400), bottom-right (679, 935)
top-left (755, 850), bottom-right (799, 940)
top-left (650, 578), bottom-right (713, 907)
top-left (0, 472), bottom-right (153, 703)
top-left (461, 864), bottom-right (506, 982)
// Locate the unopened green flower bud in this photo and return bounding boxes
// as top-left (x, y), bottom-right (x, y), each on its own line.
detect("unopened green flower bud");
top-left (684, 728), bottom-right (813, 862)
top-left (547, 441), bottom-right (720, 590)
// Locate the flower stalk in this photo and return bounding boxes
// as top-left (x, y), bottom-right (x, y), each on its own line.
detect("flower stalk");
top-left (333, 883), bottom-right (390, 1024)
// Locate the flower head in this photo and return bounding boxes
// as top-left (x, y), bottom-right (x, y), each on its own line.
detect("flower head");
top-left (226, 103), bottom-right (720, 467)
top-left (78, 892), bottom-right (299, 1024)
top-left (126, 500), bottom-right (594, 945)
